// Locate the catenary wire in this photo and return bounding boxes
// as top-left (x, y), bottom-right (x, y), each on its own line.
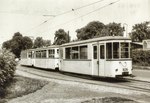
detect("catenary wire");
top-left (41, 0), bottom-right (121, 34)
top-left (25, 0), bottom-right (106, 33)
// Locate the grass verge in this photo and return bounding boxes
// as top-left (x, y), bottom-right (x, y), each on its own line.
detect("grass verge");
top-left (0, 75), bottom-right (48, 103)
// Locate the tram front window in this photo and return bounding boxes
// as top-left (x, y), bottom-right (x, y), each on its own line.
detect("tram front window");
top-left (113, 42), bottom-right (119, 59)
top-left (106, 42), bottom-right (130, 59)
top-left (121, 43), bottom-right (129, 58)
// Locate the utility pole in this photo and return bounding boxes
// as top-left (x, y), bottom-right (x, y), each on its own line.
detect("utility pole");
top-left (123, 23), bottom-right (128, 37)
top-left (67, 31), bottom-right (70, 42)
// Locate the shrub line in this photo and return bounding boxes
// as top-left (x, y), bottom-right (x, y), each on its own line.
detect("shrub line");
top-left (133, 65), bottom-right (150, 70)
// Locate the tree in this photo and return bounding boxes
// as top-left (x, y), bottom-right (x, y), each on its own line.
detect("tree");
top-left (105, 22), bottom-right (124, 36)
top-left (76, 21), bottom-right (105, 40)
top-left (2, 32), bottom-right (33, 58)
top-left (43, 40), bottom-right (51, 47)
top-left (22, 36), bottom-right (33, 50)
top-left (9, 32), bottom-right (23, 58)
top-left (33, 37), bottom-right (44, 48)
top-left (11, 40), bottom-right (22, 58)
top-left (0, 49), bottom-right (17, 96)
top-left (76, 21), bottom-right (124, 40)
top-left (130, 21), bottom-right (150, 42)
top-left (53, 29), bottom-right (70, 45)
top-left (2, 40), bottom-right (12, 49)
top-left (12, 32), bottom-right (23, 39)
top-left (33, 37), bottom-right (51, 48)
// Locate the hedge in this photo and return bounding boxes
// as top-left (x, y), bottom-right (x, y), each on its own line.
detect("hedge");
top-left (0, 49), bottom-right (17, 97)
top-left (132, 49), bottom-right (150, 66)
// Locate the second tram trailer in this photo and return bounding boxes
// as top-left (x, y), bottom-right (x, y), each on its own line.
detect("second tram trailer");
top-left (20, 45), bottom-right (59, 70)
top-left (59, 36), bottom-right (132, 78)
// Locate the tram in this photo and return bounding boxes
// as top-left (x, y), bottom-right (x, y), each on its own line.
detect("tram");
top-left (59, 36), bottom-right (132, 78)
top-left (20, 45), bottom-right (59, 70)
top-left (20, 36), bottom-right (132, 78)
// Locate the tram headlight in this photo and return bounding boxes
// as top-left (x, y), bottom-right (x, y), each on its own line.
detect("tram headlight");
top-left (115, 69), bottom-right (118, 72)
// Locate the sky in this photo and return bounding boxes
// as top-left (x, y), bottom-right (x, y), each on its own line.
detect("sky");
top-left (0, 0), bottom-right (150, 45)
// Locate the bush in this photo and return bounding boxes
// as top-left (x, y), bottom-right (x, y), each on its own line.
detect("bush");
top-left (0, 49), bottom-right (17, 97)
top-left (132, 49), bottom-right (150, 66)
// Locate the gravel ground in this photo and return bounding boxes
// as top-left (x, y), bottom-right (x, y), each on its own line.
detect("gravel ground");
top-left (7, 70), bottom-right (150, 103)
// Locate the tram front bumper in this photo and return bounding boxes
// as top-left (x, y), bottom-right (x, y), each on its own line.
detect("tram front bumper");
top-left (122, 72), bottom-right (129, 76)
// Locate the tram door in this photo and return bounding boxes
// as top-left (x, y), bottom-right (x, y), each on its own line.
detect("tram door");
top-left (92, 44), bottom-right (105, 76)
top-left (99, 44), bottom-right (105, 76)
top-left (92, 45), bottom-right (98, 75)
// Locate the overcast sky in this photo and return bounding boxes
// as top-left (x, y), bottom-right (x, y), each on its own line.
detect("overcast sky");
top-left (0, 0), bottom-right (150, 45)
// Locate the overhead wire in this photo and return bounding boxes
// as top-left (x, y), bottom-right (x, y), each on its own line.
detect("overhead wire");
top-left (25, 0), bottom-right (105, 33)
top-left (42, 0), bottom-right (121, 33)
top-left (25, 19), bottom-right (49, 33)
top-left (44, 0), bottom-right (105, 19)
top-left (25, 0), bottom-right (121, 35)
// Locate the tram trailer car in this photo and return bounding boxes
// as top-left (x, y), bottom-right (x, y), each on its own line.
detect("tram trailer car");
top-left (20, 49), bottom-right (35, 66)
top-left (59, 36), bottom-right (132, 78)
top-left (20, 45), bottom-right (59, 70)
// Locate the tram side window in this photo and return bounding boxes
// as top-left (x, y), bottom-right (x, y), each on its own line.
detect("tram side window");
top-left (60, 48), bottom-right (63, 59)
top-left (28, 52), bottom-right (32, 58)
top-left (48, 49), bottom-right (55, 58)
top-left (41, 50), bottom-right (47, 58)
top-left (80, 46), bottom-right (87, 59)
top-left (55, 49), bottom-right (59, 58)
top-left (57, 49), bottom-right (59, 54)
top-left (35, 51), bottom-right (37, 58)
top-left (106, 43), bottom-right (112, 59)
top-left (113, 42), bottom-right (119, 58)
top-left (65, 48), bottom-right (71, 59)
top-left (72, 46), bottom-right (79, 59)
top-left (100, 45), bottom-right (105, 59)
top-left (21, 51), bottom-right (27, 58)
top-left (36, 51), bottom-right (41, 58)
top-left (121, 43), bottom-right (129, 58)
top-left (93, 46), bottom-right (97, 59)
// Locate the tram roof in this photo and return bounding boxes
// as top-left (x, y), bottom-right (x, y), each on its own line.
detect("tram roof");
top-left (23, 45), bottom-right (59, 51)
top-left (61, 36), bottom-right (131, 47)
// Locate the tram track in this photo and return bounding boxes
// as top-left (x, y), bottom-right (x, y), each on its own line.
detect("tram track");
top-left (116, 79), bottom-right (150, 93)
top-left (17, 66), bottom-right (150, 94)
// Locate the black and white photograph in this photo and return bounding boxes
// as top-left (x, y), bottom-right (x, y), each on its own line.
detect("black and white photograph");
top-left (0, 0), bottom-right (150, 103)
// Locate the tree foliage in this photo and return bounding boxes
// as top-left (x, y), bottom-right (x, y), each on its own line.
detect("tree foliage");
top-left (132, 49), bottom-right (150, 66)
top-left (22, 36), bottom-right (33, 50)
top-left (53, 29), bottom-right (70, 45)
top-left (43, 40), bottom-right (51, 47)
top-left (0, 49), bottom-right (17, 96)
top-left (33, 37), bottom-right (44, 48)
top-left (33, 37), bottom-right (51, 48)
top-left (105, 22), bottom-right (124, 36)
top-left (130, 21), bottom-right (150, 42)
top-left (2, 32), bottom-right (33, 58)
top-left (11, 32), bottom-right (23, 58)
top-left (76, 21), bottom-right (124, 40)
top-left (76, 21), bottom-right (105, 40)
top-left (2, 40), bottom-right (11, 50)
